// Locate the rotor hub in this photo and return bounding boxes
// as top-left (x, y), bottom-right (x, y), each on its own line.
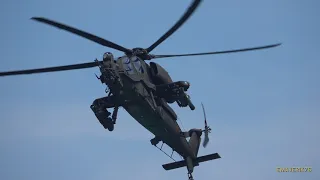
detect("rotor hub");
top-left (131, 48), bottom-right (153, 60)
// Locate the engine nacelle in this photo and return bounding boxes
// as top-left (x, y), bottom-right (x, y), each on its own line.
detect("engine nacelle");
top-left (149, 62), bottom-right (173, 85)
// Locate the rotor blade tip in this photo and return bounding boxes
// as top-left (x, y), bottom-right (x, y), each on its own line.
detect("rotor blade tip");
top-left (270, 43), bottom-right (282, 48)
top-left (31, 17), bottom-right (42, 21)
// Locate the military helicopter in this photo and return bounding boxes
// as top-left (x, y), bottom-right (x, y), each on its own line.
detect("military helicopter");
top-left (0, 0), bottom-right (281, 179)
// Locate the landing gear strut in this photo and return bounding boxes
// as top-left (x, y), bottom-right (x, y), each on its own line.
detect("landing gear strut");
top-left (112, 106), bottom-right (119, 124)
top-left (188, 172), bottom-right (194, 180)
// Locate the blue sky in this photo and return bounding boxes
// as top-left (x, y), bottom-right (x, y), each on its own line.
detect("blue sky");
top-left (0, 0), bottom-right (319, 180)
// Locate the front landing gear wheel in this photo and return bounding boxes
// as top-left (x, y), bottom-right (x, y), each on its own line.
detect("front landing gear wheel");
top-left (107, 123), bottom-right (114, 131)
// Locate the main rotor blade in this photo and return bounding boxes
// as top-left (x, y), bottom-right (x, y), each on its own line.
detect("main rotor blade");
top-left (31, 17), bottom-right (132, 54)
top-left (0, 61), bottom-right (99, 77)
top-left (146, 0), bottom-right (202, 53)
top-left (151, 43), bottom-right (282, 59)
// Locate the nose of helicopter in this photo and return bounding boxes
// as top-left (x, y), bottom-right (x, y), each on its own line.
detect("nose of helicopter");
top-left (184, 81), bottom-right (190, 87)
top-left (103, 52), bottom-right (114, 62)
top-left (182, 81), bottom-right (190, 91)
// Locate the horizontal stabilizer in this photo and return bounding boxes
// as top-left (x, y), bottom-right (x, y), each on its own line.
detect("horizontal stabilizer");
top-left (162, 159), bottom-right (186, 170)
top-left (196, 153), bottom-right (221, 163)
top-left (162, 153), bottom-right (221, 171)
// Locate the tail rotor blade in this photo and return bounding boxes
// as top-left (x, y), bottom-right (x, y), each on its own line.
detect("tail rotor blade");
top-left (203, 132), bottom-right (209, 148)
top-left (201, 103), bottom-right (211, 148)
top-left (201, 103), bottom-right (207, 124)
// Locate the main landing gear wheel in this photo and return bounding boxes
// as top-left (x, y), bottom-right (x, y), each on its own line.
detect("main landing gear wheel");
top-left (101, 117), bottom-right (115, 131)
top-left (107, 123), bottom-right (114, 131)
top-left (150, 137), bottom-right (161, 146)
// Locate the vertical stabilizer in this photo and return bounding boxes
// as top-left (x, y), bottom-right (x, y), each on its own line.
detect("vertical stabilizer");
top-left (188, 129), bottom-right (202, 157)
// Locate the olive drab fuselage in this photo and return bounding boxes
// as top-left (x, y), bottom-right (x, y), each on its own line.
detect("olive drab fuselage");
top-left (104, 55), bottom-right (196, 158)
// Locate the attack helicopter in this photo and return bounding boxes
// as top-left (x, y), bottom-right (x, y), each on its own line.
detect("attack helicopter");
top-left (0, 0), bottom-right (281, 179)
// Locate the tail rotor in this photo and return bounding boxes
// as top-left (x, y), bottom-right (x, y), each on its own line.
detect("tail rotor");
top-left (201, 103), bottom-right (211, 148)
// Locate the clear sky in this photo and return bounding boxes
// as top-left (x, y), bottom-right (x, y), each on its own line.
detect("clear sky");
top-left (0, 0), bottom-right (319, 180)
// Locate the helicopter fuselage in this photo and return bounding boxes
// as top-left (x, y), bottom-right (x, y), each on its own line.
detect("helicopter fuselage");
top-left (95, 55), bottom-right (197, 159)
top-left (122, 84), bottom-right (195, 158)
